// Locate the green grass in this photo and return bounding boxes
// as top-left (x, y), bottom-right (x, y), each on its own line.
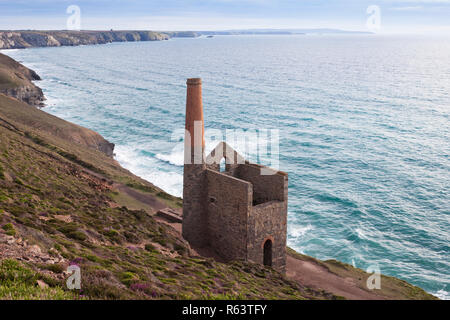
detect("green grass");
top-left (0, 113), bottom-right (313, 299)
top-left (0, 259), bottom-right (75, 300)
top-left (0, 62), bottom-right (436, 300)
top-left (0, 163), bottom-right (5, 180)
top-left (2, 223), bottom-right (16, 236)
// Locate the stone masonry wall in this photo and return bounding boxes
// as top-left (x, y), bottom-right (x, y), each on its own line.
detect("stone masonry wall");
top-left (247, 200), bottom-right (287, 272)
top-left (206, 169), bottom-right (252, 262)
top-left (182, 163), bottom-right (208, 247)
top-left (234, 163), bottom-right (286, 205)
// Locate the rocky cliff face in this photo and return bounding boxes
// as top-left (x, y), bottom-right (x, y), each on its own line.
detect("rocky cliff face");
top-left (0, 53), bottom-right (45, 107)
top-left (0, 53), bottom-right (114, 157)
top-left (0, 31), bottom-right (173, 49)
top-left (0, 85), bottom-right (45, 108)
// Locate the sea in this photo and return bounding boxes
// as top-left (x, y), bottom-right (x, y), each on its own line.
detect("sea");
top-left (3, 34), bottom-right (449, 299)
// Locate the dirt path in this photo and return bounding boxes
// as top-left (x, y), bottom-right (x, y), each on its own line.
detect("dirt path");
top-left (285, 255), bottom-right (383, 300)
top-left (114, 183), bottom-right (167, 211)
top-left (158, 220), bottom-right (384, 299)
top-left (79, 167), bottom-right (167, 213)
top-left (102, 171), bottom-right (396, 301)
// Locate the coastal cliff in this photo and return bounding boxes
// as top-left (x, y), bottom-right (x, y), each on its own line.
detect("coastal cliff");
top-left (0, 69), bottom-right (319, 300)
top-left (0, 30), bottom-right (199, 49)
top-left (0, 53), bottom-right (437, 300)
top-left (0, 53), bottom-right (44, 107)
top-left (0, 52), bottom-right (114, 156)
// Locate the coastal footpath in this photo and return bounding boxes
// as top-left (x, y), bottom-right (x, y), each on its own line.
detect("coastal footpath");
top-left (0, 52), bottom-right (437, 300)
top-left (0, 30), bottom-right (198, 49)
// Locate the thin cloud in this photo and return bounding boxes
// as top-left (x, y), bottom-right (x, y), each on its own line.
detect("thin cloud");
top-left (390, 6), bottom-right (424, 10)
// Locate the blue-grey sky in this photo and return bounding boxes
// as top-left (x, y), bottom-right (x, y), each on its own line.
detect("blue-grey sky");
top-left (0, 0), bottom-right (449, 34)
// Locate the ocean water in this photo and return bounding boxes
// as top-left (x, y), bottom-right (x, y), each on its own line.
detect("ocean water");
top-left (3, 35), bottom-right (449, 299)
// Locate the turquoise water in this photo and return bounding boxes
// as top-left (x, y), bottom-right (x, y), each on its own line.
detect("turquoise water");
top-left (4, 35), bottom-right (449, 298)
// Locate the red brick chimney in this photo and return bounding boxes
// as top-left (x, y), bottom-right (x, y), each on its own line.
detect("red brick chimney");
top-left (185, 78), bottom-right (204, 163)
top-left (186, 78), bottom-right (205, 147)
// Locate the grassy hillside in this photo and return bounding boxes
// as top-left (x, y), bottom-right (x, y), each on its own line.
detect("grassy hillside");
top-left (0, 53), bottom-right (40, 88)
top-left (0, 93), bottom-right (337, 300)
top-left (0, 53), bottom-right (44, 107)
top-left (0, 54), bottom-right (437, 300)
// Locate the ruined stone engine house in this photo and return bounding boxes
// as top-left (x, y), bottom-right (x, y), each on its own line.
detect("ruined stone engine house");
top-left (182, 78), bottom-right (288, 272)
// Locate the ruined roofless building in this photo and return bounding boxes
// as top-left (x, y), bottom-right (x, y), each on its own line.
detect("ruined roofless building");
top-left (182, 78), bottom-right (288, 272)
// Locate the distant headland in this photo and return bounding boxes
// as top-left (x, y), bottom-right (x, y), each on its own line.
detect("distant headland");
top-left (0, 30), bottom-right (196, 49)
top-left (0, 28), bottom-right (372, 50)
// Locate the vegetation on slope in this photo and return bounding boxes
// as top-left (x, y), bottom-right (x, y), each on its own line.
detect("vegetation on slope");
top-left (0, 259), bottom-right (76, 300)
top-left (0, 53), bottom-right (44, 107)
top-left (0, 54), bottom-right (437, 300)
top-left (0, 93), bottom-right (335, 300)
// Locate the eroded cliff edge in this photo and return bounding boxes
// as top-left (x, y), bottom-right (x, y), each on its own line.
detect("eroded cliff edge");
top-left (0, 53), bottom-right (45, 107)
top-left (0, 52), bottom-right (114, 157)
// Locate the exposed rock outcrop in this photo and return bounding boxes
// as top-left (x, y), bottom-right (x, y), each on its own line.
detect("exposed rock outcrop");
top-left (0, 30), bottom-right (177, 49)
top-left (0, 53), bottom-right (114, 157)
top-left (0, 53), bottom-right (45, 107)
top-left (0, 85), bottom-right (44, 108)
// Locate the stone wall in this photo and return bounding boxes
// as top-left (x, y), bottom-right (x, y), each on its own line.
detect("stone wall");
top-left (206, 169), bottom-right (252, 261)
top-left (233, 163), bottom-right (286, 205)
top-left (183, 139), bottom-right (288, 273)
top-left (182, 163), bottom-right (208, 247)
top-left (247, 200), bottom-right (288, 272)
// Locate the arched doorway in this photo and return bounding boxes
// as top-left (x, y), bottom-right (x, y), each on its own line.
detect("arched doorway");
top-left (263, 239), bottom-right (272, 267)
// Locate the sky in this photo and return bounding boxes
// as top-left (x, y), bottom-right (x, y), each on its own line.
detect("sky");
top-left (0, 0), bottom-right (449, 34)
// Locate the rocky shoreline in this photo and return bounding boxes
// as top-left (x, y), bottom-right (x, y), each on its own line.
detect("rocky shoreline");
top-left (0, 30), bottom-right (198, 50)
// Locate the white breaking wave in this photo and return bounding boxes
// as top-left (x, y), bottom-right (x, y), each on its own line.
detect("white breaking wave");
top-left (43, 95), bottom-right (65, 109)
top-left (288, 223), bottom-right (314, 238)
top-left (433, 289), bottom-right (450, 300)
top-left (146, 171), bottom-right (183, 197)
top-left (114, 144), bottom-right (183, 197)
top-left (156, 150), bottom-right (184, 167)
top-left (0, 49), bottom-right (20, 53)
top-left (355, 227), bottom-right (369, 240)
